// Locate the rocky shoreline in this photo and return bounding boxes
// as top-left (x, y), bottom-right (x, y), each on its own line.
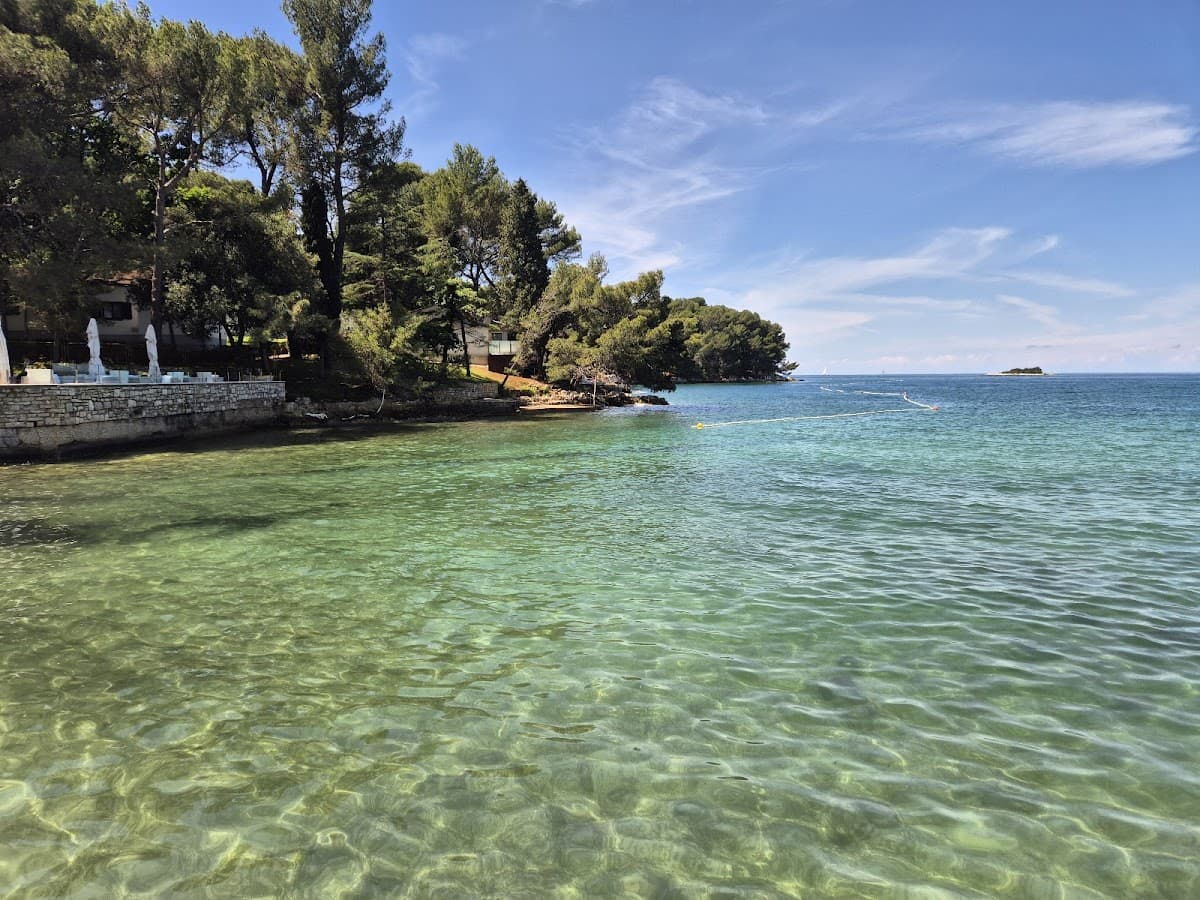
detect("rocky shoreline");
top-left (1, 379), bottom-right (677, 464)
top-left (282, 395), bottom-right (521, 425)
top-left (280, 384), bottom-right (669, 426)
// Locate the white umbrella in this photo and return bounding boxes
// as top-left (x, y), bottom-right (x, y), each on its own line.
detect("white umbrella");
top-left (145, 324), bottom-right (160, 380)
top-left (86, 318), bottom-right (105, 378)
top-left (0, 323), bottom-right (10, 385)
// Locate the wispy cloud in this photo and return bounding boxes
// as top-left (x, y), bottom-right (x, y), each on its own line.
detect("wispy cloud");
top-left (838, 292), bottom-right (983, 314)
top-left (1148, 283), bottom-right (1200, 319)
top-left (897, 101), bottom-right (1197, 168)
top-left (997, 294), bottom-right (1073, 331)
top-left (402, 33), bottom-right (467, 116)
top-left (792, 309), bottom-right (876, 340)
top-left (554, 77), bottom-right (773, 273)
top-left (726, 226), bottom-right (1012, 310)
top-left (999, 269), bottom-right (1135, 297)
top-left (613, 77), bottom-right (769, 155)
top-left (704, 227), bottom-right (1147, 356)
top-left (848, 308), bottom-right (1200, 374)
top-left (1026, 234), bottom-right (1060, 256)
top-left (686, 225), bottom-right (1192, 371)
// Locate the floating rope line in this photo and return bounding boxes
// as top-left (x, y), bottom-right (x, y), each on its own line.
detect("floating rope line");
top-left (693, 388), bottom-right (938, 429)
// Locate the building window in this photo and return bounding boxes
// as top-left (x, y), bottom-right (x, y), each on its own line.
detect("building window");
top-left (100, 302), bottom-right (133, 321)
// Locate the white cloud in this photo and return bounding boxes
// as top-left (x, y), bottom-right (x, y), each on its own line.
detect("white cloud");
top-left (838, 293), bottom-right (982, 314)
top-left (844, 300), bottom-right (1200, 372)
top-left (999, 270), bottom-right (1135, 298)
top-left (685, 226), bottom-right (1195, 371)
top-left (402, 33), bottom-right (467, 116)
top-left (1026, 234), bottom-right (1060, 256)
top-left (553, 77), bottom-right (774, 274)
top-left (615, 77), bottom-right (768, 155)
top-left (724, 227), bottom-right (1011, 311)
top-left (529, 73), bottom-right (1194, 370)
top-left (821, 316), bottom-right (1200, 374)
top-left (999, 319), bottom-right (1200, 369)
top-left (899, 101), bottom-right (1197, 168)
top-left (1149, 283), bottom-right (1200, 318)
top-left (997, 294), bottom-right (1073, 331)
top-left (786, 309), bottom-right (876, 340)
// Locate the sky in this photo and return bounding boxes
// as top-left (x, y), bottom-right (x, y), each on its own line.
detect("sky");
top-left (149, 0), bottom-right (1199, 373)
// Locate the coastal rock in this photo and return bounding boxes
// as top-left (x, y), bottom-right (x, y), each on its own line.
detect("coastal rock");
top-left (528, 385), bottom-right (669, 407)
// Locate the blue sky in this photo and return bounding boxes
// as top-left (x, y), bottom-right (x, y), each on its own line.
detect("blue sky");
top-left (152, 0), bottom-right (1199, 372)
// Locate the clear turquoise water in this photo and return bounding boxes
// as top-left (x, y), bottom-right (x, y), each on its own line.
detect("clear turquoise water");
top-left (2, 375), bottom-right (1198, 897)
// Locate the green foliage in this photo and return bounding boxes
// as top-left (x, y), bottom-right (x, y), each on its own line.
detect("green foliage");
top-left (514, 260), bottom-right (605, 378)
top-left (166, 171), bottom-right (312, 347)
top-left (419, 235), bottom-right (488, 374)
top-left (535, 197), bottom-right (582, 265)
top-left (0, 0), bottom-right (789, 386)
top-left (284, 0), bottom-right (407, 352)
top-left (342, 159), bottom-right (427, 313)
top-left (286, 296), bottom-right (335, 356)
top-left (410, 149), bottom-right (584, 375)
top-left (593, 308), bottom-right (683, 392)
top-left (582, 269), bottom-right (663, 344)
top-left (67, 2), bottom-right (254, 338)
top-left (416, 144), bottom-right (507, 294)
top-left (540, 268), bottom-right (678, 390)
top-left (341, 304), bottom-right (425, 392)
top-left (240, 30), bottom-right (306, 196)
top-left (0, 0), bottom-right (144, 351)
top-left (528, 262), bottom-right (789, 389)
top-left (496, 178), bottom-right (548, 327)
top-left (674, 300), bottom-right (791, 381)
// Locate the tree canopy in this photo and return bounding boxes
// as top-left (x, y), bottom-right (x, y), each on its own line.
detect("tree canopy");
top-left (284, 0), bottom-right (406, 364)
top-left (0, 0), bottom-right (792, 388)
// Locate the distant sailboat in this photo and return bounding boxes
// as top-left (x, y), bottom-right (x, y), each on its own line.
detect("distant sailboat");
top-left (821, 367), bottom-right (828, 376)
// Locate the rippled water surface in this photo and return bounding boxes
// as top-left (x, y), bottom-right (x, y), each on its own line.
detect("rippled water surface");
top-left (2, 375), bottom-right (1199, 897)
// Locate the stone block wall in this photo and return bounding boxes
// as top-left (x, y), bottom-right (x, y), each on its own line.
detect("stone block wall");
top-left (428, 382), bottom-right (499, 402)
top-left (0, 381), bottom-right (286, 460)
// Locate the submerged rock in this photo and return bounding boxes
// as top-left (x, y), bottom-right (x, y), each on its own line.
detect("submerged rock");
top-left (0, 518), bottom-right (78, 546)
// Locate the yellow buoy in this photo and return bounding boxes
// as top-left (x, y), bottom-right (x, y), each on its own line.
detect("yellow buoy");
top-left (694, 422), bottom-right (705, 429)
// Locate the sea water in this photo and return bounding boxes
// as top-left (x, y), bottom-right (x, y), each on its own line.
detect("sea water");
top-left (1, 375), bottom-right (1198, 897)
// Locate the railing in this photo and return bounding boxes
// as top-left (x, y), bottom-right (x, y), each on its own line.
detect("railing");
top-left (16, 366), bottom-right (276, 385)
top-left (488, 340), bottom-right (520, 356)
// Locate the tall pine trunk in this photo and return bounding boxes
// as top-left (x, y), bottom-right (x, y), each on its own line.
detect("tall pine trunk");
top-left (300, 182), bottom-right (341, 371)
top-left (151, 181), bottom-right (167, 337)
top-left (459, 315), bottom-right (470, 377)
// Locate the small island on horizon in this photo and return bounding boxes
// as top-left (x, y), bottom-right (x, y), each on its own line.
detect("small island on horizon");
top-left (987, 366), bottom-right (1048, 376)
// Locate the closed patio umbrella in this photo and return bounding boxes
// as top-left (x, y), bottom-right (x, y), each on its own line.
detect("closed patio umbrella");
top-left (146, 324), bottom-right (160, 380)
top-left (0, 322), bottom-right (10, 385)
top-left (86, 318), bottom-right (105, 378)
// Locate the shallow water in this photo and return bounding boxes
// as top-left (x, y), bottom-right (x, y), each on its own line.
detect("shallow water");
top-left (2, 375), bottom-right (1198, 897)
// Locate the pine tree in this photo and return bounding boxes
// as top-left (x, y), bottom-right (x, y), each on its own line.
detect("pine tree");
top-left (496, 178), bottom-right (549, 327)
top-left (283, 0), bottom-right (406, 366)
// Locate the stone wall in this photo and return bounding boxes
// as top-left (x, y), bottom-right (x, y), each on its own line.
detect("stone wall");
top-left (0, 381), bottom-right (286, 460)
top-left (429, 382), bottom-right (499, 402)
